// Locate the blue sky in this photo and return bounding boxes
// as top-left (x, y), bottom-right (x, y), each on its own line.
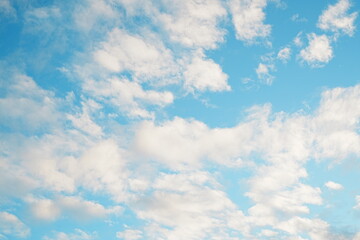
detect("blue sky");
top-left (1, 0), bottom-right (360, 239)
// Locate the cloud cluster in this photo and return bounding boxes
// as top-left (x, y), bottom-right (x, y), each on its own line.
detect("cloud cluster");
top-left (1, 0), bottom-right (360, 239)
top-left (318, 0), bottom-right (358, 36)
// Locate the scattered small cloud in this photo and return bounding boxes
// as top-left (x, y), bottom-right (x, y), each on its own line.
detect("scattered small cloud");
top-left (299, 33), bottom-right (333, 67)
top-left (291, 13), bottom-right (307, 22)
top-left (256, 63), bottom-right (275, 85)
top-left (325, 181), bottom-right (343, 190)
top-left (277, 47), bottom-right (291, 62)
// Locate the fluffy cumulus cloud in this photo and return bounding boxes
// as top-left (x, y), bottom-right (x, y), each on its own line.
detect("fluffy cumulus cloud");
top-left (299, 33), bottom-right (333, 67)
top-left (82, 77), bottom-right (174, 118)
top-left (318, 0), bottom-right (358, 36)
top-left (184, 51), bottom-right (230, 92)
top-left (0, 212), bottom-right (30, 239)
top-left (93, 28), bottom-right (176, 81)
top-left (132, 171), bottom-right (248, 239)
top-left (134, 116), bottom-right (255, 170)
top-left (158, 0), bottom-right (227, 49)
top-left (229, 0), bottom-right (271, 42)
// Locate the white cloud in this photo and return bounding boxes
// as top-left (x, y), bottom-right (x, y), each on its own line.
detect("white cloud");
top-left (133, 172), bottom-right (248, 240)
top-left (229, 0), bottom-right (271, 42)
top-left (135, 117), bottom-right (254, 170)
top-left (184, 52), bottom-right (230, 92)
top-left (1, 130), bottom-right (132, 202)
top-left (277, 47), bottom-right (291, 62)
top-left (277, 217), bottom-right (330, 240)
top-left (256, 63), bottom-right (274, 85)
top-left (324, 181), bottom-right (343, 190)
top-left (299, 33), bottom-right (333, 67)
top-left (67, 99), bottom-right (103, 137)
top-left (43, 229), bottom-right (95, 240)
top-left (65, 139), bottom-right (131, 202)
top-left (354, 232), bottom-right (360, 240)
top-left (354, 195), bottom-right (360, 210)
top-left (93, 28), bottom-right (177, 81)
top-left (73, 0), bottom-right (117, 32)
top-left (312, 85), bottom-right (360, 160)
top-left (0, 212), bottom-right (30, 238)
top-left (116, 229), bottom-right (143, 240)
top-left (158, 0), bottom-right (227, 49)
top-left (259, 229), bottom-right (278, 237)
top-left (83, 77), bottom-right (174, 118)
top-left (28, 198), bottom-right (61, 221)
top-left (0, 74), bottom-right (60, 131)
top-left (58, 196), bottom-right (122, 220)
top-left (293, 32), bottom-right (304, 47)
top-left (318, 0), bottom-right (358, 36)
top-left (27, 196), bottom-right (122, 221)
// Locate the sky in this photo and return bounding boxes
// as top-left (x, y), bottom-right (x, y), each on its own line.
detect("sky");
top-left (0, 0), bottom-right (360, 239)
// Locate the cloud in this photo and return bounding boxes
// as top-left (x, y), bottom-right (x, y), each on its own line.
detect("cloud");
top-left (184, 51), bottom-right (230, 92)
top-left (229, 0), bottom-right (271, 42)
top-left (0, 74), bottom-right (60, 131)
top-left (299, 33), bottom-right (333, 67)
top-left (0, 0), bottom-right (16, 18)
top-left (291, 13), bottom-right (307, 23)
top-left (27, 196), bottom-right (122, 221)
top-left (132, 171), bottom-right (248, 239)
top-left (134, 116), bottom-right (254, 170)
top-left (73, 0), bottom-right (117, 32)
top-left (67, 99), bottom-right (103, 137)
top-left (131, 84), bottom-right (360, 237)
top-left (312, 85), bottom-right (360, 160)
top-left (93, 28), bottom-right (177, 82)
top-left (318, 0), bottom-right (358, 36)
top-left (43, 229), bottom-right (95, 240)
top-left (277, 47), bottom-right (291, 62)
top-left (0, 212), bottom-right (30, 239)
top-left (82, 77), bottom-right (174, 118)
top-left (324, 181), bottom-right (343, 190)
top-left (256, 63), bottom-right (274, 85)
top-left (158, 0), bottom-right (227, 49)
top-left (354, 195), bottom-right (360, 210)
top-left (116, 229), bottom-right (143, 240)
top-left (276, 217), bottom-right (330, 240)
top-left (293, 32), bottom-right (304, 47)
top-left (1, 130), bottom-right (132, 202)
top-left (64, 139), bottom-right (131, 202)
